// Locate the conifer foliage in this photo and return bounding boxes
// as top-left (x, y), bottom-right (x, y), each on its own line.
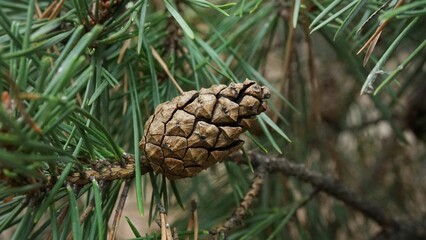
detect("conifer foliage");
top-left (0, 0), bottom-right (425, 239)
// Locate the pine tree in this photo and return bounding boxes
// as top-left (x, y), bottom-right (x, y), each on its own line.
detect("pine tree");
top-left (1, 0), bottom-right (425, 239)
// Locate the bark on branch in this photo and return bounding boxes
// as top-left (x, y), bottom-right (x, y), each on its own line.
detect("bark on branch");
top-left (238, 151), bottom-right (398, 228)
top-left (46, 154), bottom-right (152, 186)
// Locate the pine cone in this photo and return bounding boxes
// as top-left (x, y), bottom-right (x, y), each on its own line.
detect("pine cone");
top-left (139, 79), bottom-right (270, 179)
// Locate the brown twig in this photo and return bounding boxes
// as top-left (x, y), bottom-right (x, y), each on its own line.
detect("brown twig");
top-left (185, 200), bottom-right (198, 240)
top-left (209, 166), bottom-right (266, 239)
top-left (238, 151), bottom-right (399, 228)
top-left (192, 200), bottom-right (199, 240)
top-left (157, 204), bottom-right (173, 240)
top-left (108, 178), bottom-right (132, 240)
top-left (185, 207), bottom-right (193, 239)
top-left (47, 154), bottom-right (152, 186)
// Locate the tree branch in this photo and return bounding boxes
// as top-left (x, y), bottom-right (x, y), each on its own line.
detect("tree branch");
top-left (231, 151), bottom-right (399, 228)
top-left (46, 154), bottom-right (152, 187)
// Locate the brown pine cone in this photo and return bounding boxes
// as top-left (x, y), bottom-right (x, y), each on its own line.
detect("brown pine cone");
top-left (139, 79), bottom-right (270, 179)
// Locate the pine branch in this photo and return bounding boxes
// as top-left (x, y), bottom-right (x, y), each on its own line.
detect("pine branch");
top-left (238, 151), bottom-right (398, 228)
top-left (109, 178), bottom-right (131, 240)
top-left (209, 165), bottom-right (266, 239)
top-left (47, 154), bottom-right (152, 186)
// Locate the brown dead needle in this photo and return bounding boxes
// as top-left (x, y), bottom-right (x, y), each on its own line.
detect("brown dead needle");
top-left (139, 79), bottom-right (270, 179)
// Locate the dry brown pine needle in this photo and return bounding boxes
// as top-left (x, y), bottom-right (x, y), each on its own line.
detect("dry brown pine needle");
top-left (139, 79), bottom-right (270, 179)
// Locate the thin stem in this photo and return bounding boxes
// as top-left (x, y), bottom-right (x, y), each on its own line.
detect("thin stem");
top-left (109, 178), bottom-right (132, 240)
top-left (210, 166), bottom-right (266, 239)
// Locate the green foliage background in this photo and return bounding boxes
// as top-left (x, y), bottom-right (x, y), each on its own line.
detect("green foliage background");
top-left (0, 0), bottom-right (425, 239)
